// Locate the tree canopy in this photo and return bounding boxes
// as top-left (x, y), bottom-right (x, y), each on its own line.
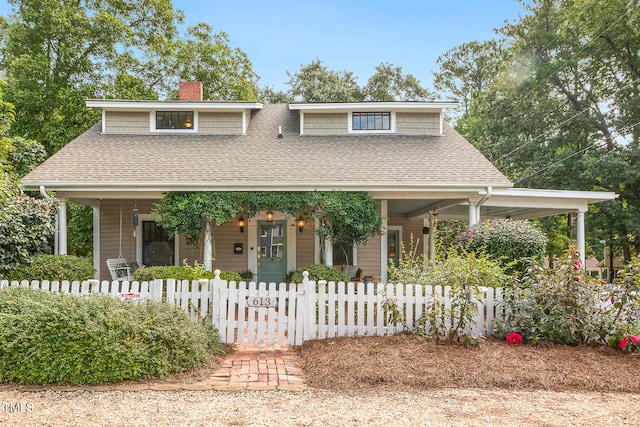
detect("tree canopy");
top-left (433, 0), bottom-right (640, 260)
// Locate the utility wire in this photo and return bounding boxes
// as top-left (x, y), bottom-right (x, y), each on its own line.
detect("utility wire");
top-left (514, 119), bottom-right (640, 184)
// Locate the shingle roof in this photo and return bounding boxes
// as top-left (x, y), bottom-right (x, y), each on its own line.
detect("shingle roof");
top-left (22, 104), bottom-right (512, 190)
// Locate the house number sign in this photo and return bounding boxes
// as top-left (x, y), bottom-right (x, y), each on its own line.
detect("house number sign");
top-left (246, 296), bottom-right (278, 307)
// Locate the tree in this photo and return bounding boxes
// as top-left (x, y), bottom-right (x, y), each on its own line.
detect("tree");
top-left (0, 83), bottom-right (55, 277)
top-left (0, 0), bottom-right (261, 155)
top-left (439, 0), bottom-right (640, 260)
top-left (363, 62), bottom-right (435, 101)
top-left (433, 40), bottom-right (506, 118)
top-left (285, 59), bottom-right (364, 102)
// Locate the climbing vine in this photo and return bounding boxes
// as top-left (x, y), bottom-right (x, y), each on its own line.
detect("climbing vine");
top-left (154, 191), bottom-right (382, 246)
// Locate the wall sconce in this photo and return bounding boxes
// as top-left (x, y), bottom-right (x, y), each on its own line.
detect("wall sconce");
top-left (132, 208), bottom-right (139, 227)
top-left (296, 217), bottom-right (305, 233)
top-left (422, 226), bottom-right (430, 235)
top-left (266, 211), bottom-right (274, 222)
top-left (238, 215), bottom-right (246, 233)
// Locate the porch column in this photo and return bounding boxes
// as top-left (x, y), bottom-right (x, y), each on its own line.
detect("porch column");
top-left (422, 217), bottom-right (430, 259)
top-left (204, 221), bottom-right (213, 271)
top-left (576, 208), bottom-right (586, 268)
top-left (468, 198), bottom-right (478, 226)
top-left (428, 211), bottom-right (437, 260)
top-left (380, 200), bottom-right (388, 282)
top-left (58, 198), bottom-right (68, 255)
top-left (93, 206), bottom-right (100, 279)
top-left (323, 238), bottom-right (333, 266)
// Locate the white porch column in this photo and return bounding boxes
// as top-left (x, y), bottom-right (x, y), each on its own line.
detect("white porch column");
top-left (58, 198), bottom-right (68, 255)
top-left (576, 208), bottom-right (586, 268)
top-left (324, 237), bottom-right (333, 266)
top-left (204, 221), bottom-right (213, 271)
top-left (93, 206), bottom-right (100, 279)
top-left (468, 198), bottom-right (478, 226)
top-left (380, 200), bottom-right (388, 282)
top-left (428, 212), bottom-right (437, 260)
top-left (422, 217), bottom-right (430, 259)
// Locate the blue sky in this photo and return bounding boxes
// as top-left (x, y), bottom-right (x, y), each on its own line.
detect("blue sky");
top-left (0, 0), bottom-right (526, 92)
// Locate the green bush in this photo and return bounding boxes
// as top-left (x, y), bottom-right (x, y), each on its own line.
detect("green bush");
top-left (0, 287), bottom-right (225, 385)
top-left (9, 254), bottom-right (95, 282)
top-left (461, 219), bottom-right (548, 272)
top-left (286, 264), bottom-right (350, 283)
top-left (133, 265), bottom-right (241, 282)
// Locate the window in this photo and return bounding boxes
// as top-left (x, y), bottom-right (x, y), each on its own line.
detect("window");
top-left (352, 112), bottom-right (390, 130)
top-left (156, 111), bottom-right (194, 130)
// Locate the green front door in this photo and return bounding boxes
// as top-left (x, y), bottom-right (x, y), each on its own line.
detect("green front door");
top-left (257, 220), bottom-right (287, 284)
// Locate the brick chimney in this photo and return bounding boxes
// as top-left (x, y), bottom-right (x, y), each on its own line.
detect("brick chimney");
top-left (178, 81), bottom-right (203, 101)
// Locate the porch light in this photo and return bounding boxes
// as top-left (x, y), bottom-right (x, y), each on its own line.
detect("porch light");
top-left (266, 211), bottom-right (274, 222)
top-left (238, 215), bottom-right (246, 233)
top-left (296, 217), bottom-right (305, 233)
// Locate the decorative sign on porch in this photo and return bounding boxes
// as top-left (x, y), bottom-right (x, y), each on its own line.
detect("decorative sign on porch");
top-left (246, 296), bottom-right (278, 307)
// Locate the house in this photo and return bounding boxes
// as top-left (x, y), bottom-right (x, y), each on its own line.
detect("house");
top-left (21, 82), bottom-right (617, 281)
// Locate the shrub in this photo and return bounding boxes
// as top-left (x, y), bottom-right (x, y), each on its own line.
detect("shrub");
top-left (9, 254), bottom-right (95, 282)
top-left (286, 264), bottom-right (349, 283)
top-left (133, 265), bottom-right (241, 282)
top-left (461, 219), bottom-right (548, 272)
top-left (494, 246), bottom-right (640, 346)
top-left (0, 287), bottom-right (224, 385)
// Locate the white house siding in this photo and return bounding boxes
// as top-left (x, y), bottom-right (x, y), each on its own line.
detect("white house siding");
top-left (198, 112), bottom-right (243, 134)
top-left (104, 111), bottom-right (149, 133)
top-left (396, 112), bottom-right (440, 135)
top-left (304, 113), bottom-right (348, 135)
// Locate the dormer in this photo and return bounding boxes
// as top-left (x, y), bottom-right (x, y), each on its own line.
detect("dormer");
top-left (288, 101), bottom-right (458, 136)
top-left (86, 82), bottom-right (263, 135)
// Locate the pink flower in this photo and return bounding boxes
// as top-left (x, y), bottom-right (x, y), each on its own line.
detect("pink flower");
top-left (506, 332), bottom-right (523, 346)
top-left (619, 337), bottom-right (629, 349)
top-left (573, 261), bottom-right (581, 270)
top-left (631, 336), bottom-right (640, 346)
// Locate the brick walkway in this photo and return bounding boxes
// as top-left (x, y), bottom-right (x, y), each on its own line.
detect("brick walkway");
top-left (208, 341), bottom-right (306, 391)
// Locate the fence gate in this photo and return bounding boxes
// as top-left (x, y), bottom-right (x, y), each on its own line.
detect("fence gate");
top-left (211, 279), bottom-right (308, 346)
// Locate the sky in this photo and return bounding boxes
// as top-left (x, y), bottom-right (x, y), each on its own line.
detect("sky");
top-left (0, 0), bottom-right (527, 93)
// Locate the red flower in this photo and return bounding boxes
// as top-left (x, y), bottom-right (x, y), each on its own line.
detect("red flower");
top-left (631, 336), bottom-right (640, 346)
top-left (574, 276), bottom-right (580, 282)
top-left (506, 332), bottom-right (523, 346)
top-left (619, 337), bottom-right (629, 349)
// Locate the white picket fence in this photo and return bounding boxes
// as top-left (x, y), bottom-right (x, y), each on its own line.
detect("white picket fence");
top-left (0, 271), bottom-right (503, 346)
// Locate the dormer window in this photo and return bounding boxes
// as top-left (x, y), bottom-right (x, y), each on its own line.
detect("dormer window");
top-left (352, 112), bottom-right (390, 131)
top-left (156, 111), bottom-right (194, 130)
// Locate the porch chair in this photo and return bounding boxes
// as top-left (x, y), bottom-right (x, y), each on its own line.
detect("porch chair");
top-left (106, 258), bottom-right (134, 282)
top-left (335, 264), bottom-right (364, 283)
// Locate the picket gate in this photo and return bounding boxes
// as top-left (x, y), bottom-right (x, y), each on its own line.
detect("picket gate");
top-left (0, 271), bottom-right (504, 346)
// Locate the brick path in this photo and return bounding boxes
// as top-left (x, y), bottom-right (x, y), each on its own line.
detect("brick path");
top-left (208, 341), bottom-right (306, 391)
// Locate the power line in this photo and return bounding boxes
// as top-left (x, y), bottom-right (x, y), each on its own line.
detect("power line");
top-left (514, 120), bottom-right (640, 184)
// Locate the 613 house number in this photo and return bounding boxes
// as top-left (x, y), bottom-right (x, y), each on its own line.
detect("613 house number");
top-left (246, 296), bottom-right (278, 307)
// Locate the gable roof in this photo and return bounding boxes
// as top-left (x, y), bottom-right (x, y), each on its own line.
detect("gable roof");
top-left (22, 104), bottom-right (512, 195)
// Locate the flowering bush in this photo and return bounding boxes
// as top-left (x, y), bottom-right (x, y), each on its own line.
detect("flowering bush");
top-left (461, 219), bottom-right (547, 273)
top-left (495, 246), bottom-right (640, 346)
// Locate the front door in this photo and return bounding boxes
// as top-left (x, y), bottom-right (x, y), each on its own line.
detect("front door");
top-left (257, 220), bottom-right (287, 284)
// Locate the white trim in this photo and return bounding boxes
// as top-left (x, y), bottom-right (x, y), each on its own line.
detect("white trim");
top-left (242, 111), bottom-right (247, 134)
top-left (299, 111), bottom-right (304, 135)
top-left (93, 206), bottom-right (100, 279)
top-left (380, 200), bottom-right (388, 282)
top-left (58, 198), bottom-right (68, 255)
top-left (289, 101), bottom-right (458, 112)
top-left (101, 110), bottom-right (106, 133)
top-left (86, 99), bottom-right (263, 111)
top-left (347, 111), bottom-right (396, 135)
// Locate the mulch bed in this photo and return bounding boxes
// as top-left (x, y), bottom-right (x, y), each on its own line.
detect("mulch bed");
top-left (295, 334), bottom-right (640, 393)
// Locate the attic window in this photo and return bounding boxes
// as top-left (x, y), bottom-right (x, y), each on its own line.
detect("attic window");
top-left (156, 111), bottom-right (194, 130)
top-left (352, 112), bottom-right (390, 131)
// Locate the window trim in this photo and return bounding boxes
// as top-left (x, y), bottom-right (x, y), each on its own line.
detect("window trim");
top-left (150, 110), bottom-right (198, 132)
top-left (347, 111), bottom-right (395, 134)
